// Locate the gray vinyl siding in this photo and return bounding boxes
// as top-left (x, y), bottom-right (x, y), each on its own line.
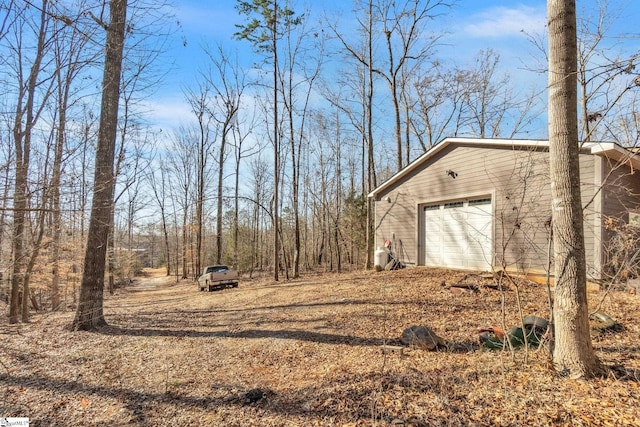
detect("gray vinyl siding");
top-left (374, 143), bottom-right (604, 276)
top-left (578, 154), bottom-right (599, 278)
top-left (601, 160), bottom-right (640, 219)
top-left (374, 143), bottom-right (498, 265)
top-left (375, 144), bottom-right (553, 271)
top-left (599, 159), bottom-right (640, 276)
top-left (493, 148), bottom-right (551, 273)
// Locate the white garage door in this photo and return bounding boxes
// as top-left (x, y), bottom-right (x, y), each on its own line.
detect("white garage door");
top-left (423, 198), bottom-right (492, 270)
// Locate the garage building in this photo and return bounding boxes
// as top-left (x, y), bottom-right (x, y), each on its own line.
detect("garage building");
top-left (368, 137), bottom-right (640, 280)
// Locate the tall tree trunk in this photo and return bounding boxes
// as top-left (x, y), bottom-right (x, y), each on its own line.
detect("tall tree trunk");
top-left (150, 166), bottom-right (171, 275)
top-left (107, 214), bottom-right (115, 294)
top-left (50, 82), bottom-right (67, 310)
top-left (403, 82), bottom-right (411, 166)
top-left (0, 148), bottom-right (11, 270)
top-left (174, 214), bottom-right (180, 282)
top-left (10, 0), bottom-right (49, 323)
top-left (272, 0), bottom-right (280, 281)
top-left (334, 109), bottom-right (343, 272)
top-left (162, 215), bottom-right (170, 276)
top-left (72, 0), bottom-right (128, 331)
top-left (24, 176), bottom-right (50, 317)
top-left (235, 0), bottom-right (301, 279)
top-left (547, 0), bottom-right (602, 378)
top-left (287, 85), bottom-right (301, 279)
top-left (216, 132), bottom-right (226, 264)
top-left (364, 0), bottom-right (376, 270)
top-left (233, 132), bottom-right (241, 270)
top-left (182, 203), bottom-right (188, 279)
top-left (196, 111), bottom-right (205, 275)
top-left (51, 13), bottom-right (91, 309)
top-left (252, 179), bottom-right (260, 274)
top-left (10, 104), bottom-right (27, 324)
top-left (384, 29), bottom-right (402, 172)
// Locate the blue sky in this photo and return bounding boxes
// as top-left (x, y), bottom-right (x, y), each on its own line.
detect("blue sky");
top-left (146, 0), bottom-right (640, 134)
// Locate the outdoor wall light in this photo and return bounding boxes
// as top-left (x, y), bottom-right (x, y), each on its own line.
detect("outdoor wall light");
top-left (385, 196), bottom-right (392, 203)
top-left (446, 169), bottom-right (458, 179)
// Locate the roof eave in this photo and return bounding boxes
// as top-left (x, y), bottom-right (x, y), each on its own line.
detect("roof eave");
top-left (368, 138), bottom-right (640, 200)
top-left (587, 142), bottom-right (640, 170)
top-left (367, 137), bottom-right (549, 199)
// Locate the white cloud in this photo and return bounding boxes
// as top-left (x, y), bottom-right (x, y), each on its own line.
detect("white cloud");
top-left (143, 98), bottom-right (196, 131)
top-left (464, 6), bottom-right (546, 38)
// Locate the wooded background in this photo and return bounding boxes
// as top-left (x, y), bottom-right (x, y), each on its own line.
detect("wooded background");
top-left (0, 0), bottom-right (638, 316)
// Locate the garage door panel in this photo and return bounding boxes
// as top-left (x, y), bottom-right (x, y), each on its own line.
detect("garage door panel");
top-left (443, 247), bottom-right (465, 266)
top-left (423, 206), bottom-right (443, 266)
top-left (467, 245), bottom-right (490, 269)
top-left (442, 233), bottom-right (463, 243)
top-left (467, 216), bottom-right (491, 230)
top-left (422, 198), bottom-right (492, 270)
top-left (467, 225), bottom-right (491, 243)
top-left (443, 241), bottom-right (465, 252)
top-left (425, 222), bottom-right (442, 235)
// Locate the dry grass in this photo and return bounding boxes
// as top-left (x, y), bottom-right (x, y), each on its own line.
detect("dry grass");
top-left (0, 267), bottom-right (638, 426)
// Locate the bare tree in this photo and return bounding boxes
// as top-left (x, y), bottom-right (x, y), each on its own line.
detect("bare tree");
top-left (279, 8), bottom-right (323, 277)
top-left (575, 1), bottom-right (640, 142)
top-left (525, 1), bottom-right (640, 144)
top-left (230, 112), bottom-right (260, 271)
top-left (457, 49), bottom-right (542, 140)
top-left (248, 157), bottom-right (271, 274)
top-left (373, 0), bottom-right (450, 171)
top-left (47, 1), bottom-right (102, 309)
top-left (147, 155), bottom-right (172, 276)
top-left (167, 129), bottom-right (196, 279)
top-left (6, 0), bottom-right (56, 323)
top-left (0, 131), bottom-right (13, 273)
top-left (547, 0), bottom-right (602, 378)
top-left (235, 0), bottom-right (301, 280)
top-left (327, 0), bottom-right (377, 269)
top-left (411, 63), bottom-right (467, 149)
top-left (184, 83), bottom-right (216, 276)
top-left (202, 45), bottom-right (247, 266)
top-left (72, 0), bottom-right (128, 331)
top-left (0, 1), bottom-right (16, 42)
top-left (109, 127), bottom-right (152, 289)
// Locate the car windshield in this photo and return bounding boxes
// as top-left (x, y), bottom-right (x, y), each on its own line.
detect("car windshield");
top-left (206, 266), bottom-right (228, 273)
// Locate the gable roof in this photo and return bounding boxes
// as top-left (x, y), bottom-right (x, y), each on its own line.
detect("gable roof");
top-left (368, 137), bottom-right (640, 199)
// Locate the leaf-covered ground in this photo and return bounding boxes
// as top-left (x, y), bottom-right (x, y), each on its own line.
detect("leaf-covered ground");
top-left (1, 268), bottom-right (638, 426)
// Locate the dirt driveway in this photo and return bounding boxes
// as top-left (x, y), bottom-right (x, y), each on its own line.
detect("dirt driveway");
top-left (1, 268), bottom-right (638, 426)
